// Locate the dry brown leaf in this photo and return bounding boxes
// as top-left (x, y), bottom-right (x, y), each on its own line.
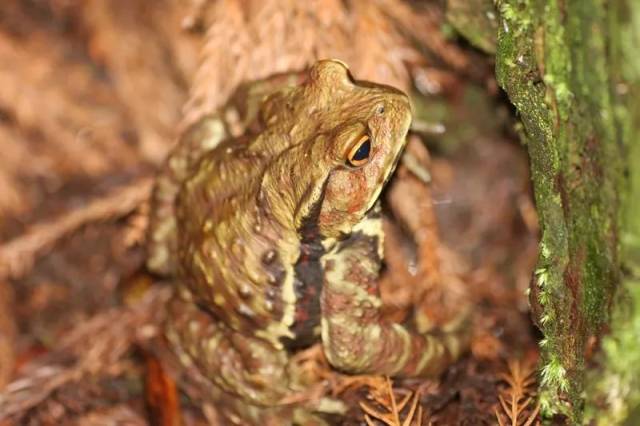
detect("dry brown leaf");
top-left (145, 352), bottom-right (182, 426)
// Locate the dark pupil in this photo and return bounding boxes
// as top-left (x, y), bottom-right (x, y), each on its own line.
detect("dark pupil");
top-left (352, 139), bottom-right (371, 161)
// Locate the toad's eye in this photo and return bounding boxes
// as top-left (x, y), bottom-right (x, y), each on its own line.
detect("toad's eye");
top-left (347, 135), bottom-right (371, 167)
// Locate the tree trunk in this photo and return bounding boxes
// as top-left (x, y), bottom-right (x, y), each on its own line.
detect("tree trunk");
top-left (494, 0), bottom-right (635, 421)
top-left (583, 2), bottom-right (640, 423)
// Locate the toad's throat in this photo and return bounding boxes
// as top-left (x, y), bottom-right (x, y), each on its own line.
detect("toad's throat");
top-left (281, 240), bottom-right (325, 350)
top-left (282, 191), bottom-right (326, 350)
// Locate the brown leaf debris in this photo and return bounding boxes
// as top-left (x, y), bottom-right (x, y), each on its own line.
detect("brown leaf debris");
top-left (0, 178), bottom-right (152, 281)
top-left (0, 286), bottom-right (170, 423)
top-left (145, 352), bottom-right (182, 426)
top-left (359, 377), bottom-right (426, 426)
top-left (494, 359), bottom-right (541, 426)
top-left (182, 0), bottom-right (476, 127)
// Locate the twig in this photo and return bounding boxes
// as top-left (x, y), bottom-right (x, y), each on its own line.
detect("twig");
top-left (0, 177), bottom-right (153, 280)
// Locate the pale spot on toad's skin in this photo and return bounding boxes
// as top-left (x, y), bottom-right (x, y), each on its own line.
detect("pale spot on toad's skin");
top-left (238, 303), bottom-right (255, 318)
top-left (188, 321), bottom-right (200, 335)
top-left (238, 284), bottom-right (253, 298)
top-left (178, 350), bottom-right (193, 367)
top-left (231, 238), bottom-right (244, 257)
top-left (207, 338), bottom-right (217, 352)
top-left (262, 249), bottom-right (277, 264)
top-left (178, 286), bottom-right (193, 301)
top-left (265, 287), bottom-right (277, 300)
top-left (200, 119), bottom-right (226, 150)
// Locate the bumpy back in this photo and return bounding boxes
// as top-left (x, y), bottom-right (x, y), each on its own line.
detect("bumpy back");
top-left (146, 72), bottom-right (305, 276)
top-left (146, 115), bottom-right (228, 275)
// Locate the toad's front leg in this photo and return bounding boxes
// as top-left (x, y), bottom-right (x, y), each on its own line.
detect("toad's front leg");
top-left (320, 216), bottom-right (469, 377)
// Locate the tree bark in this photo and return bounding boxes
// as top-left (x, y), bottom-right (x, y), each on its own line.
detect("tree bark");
top-left (494, 0), bottom-right (633, 421)
top-left (583, 2), bottom-right (640, 423)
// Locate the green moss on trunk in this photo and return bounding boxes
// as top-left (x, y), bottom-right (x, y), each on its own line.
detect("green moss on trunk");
top-left (584, 1), bottom-right (640, 423)
top-left (494, 0), bottom-right (628, 420)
